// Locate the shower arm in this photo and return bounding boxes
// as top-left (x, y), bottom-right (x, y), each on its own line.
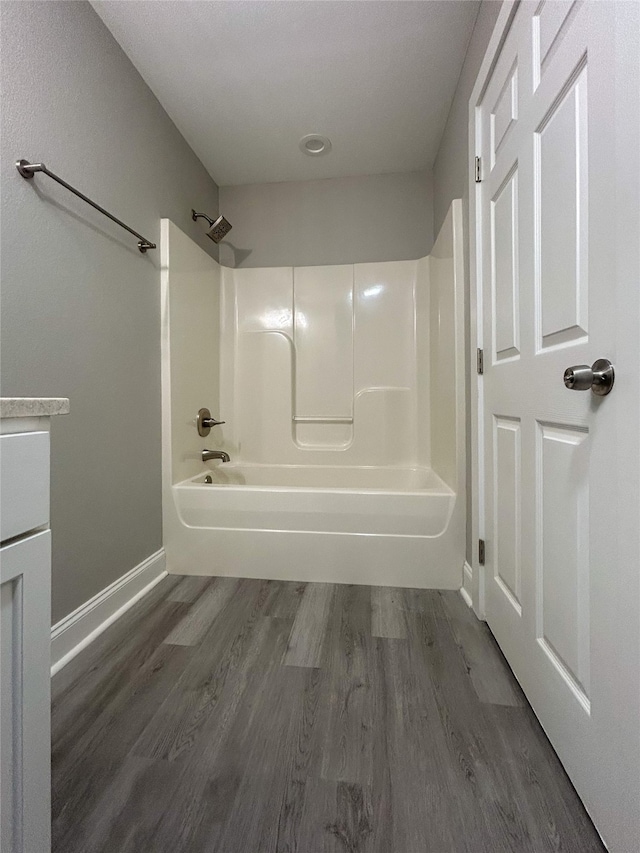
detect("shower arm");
top-left (16, 159), bottom-right (156, 253)
top-left (191, 210), bottom-right (215, 227)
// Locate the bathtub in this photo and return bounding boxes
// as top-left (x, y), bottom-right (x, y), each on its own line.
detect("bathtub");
top-left (164, 462), bottom-right (465, 588)
top-left (161, 202), bottom-right (466, 589)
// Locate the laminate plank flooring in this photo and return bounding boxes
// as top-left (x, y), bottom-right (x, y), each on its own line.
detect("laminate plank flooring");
top-left (52, 577), bottom-right (605, 853)
top-left (320, 584), bottom-right (374, 786)
top-left (167, 574), bottom-right (216, 604)
top-left (371, 586), bottom-right (407, 639)
top-left (439, 589), bottom-right (522, 707)
top-left (283, 581), bottom-right (334, 668)
top-left (164, 576), bottom-right (239, 646)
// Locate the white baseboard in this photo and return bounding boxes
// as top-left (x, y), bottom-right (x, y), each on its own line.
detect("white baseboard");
top-left (460, 560), bottom-right (473, 608)
top-left (51, 549), bottom-right (167, 676)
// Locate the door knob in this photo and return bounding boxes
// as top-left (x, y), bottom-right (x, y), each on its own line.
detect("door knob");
top-left (197, 407), bottom-right (225, 436)
top-left (563, 359), bottom-right (614, 396)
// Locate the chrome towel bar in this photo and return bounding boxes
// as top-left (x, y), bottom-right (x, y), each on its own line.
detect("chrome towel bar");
top-left (16, 159), bottom-right (156, 253)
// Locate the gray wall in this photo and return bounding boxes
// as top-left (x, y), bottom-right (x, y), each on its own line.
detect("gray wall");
top-left (432, 0), bottom-right (502, 563)
top-left (0, 1), bottom-right (219, 624)
top-left (219, 171), bottom-right (434, 268)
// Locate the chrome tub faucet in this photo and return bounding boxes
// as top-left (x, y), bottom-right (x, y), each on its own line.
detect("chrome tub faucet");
top-left (202, 449), bottom-right (230, 463)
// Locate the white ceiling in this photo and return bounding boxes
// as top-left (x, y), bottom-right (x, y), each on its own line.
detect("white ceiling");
top-left (92, 1), bottom-right (480, 187)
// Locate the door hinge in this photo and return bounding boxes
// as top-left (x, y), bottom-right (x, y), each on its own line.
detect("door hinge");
top-left (478, 539), bottom-right (486, 566)
top-left (477, 348), bottom-right (484, 375)
top-left (475, 156), bottom-right (482, 183)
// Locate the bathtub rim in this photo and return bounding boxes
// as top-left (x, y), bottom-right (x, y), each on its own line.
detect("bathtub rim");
top-left (177, 462), bottom-right (455, 497)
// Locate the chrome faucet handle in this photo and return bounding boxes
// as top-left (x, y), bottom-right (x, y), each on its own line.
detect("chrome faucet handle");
top-left (197, 407), bottom-right (225, 436)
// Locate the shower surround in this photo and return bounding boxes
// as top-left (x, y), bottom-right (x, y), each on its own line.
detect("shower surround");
top-left (162, 201), bottom-right (465, 587)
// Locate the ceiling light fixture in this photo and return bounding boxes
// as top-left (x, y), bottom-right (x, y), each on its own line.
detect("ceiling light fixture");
top-left (299, 134), bottom-right (332, 156)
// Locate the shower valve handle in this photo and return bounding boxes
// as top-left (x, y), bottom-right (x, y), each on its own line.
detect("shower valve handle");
top-left (197, 407), bottom-right (225, 437)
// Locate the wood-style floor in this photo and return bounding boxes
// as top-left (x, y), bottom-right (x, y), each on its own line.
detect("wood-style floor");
top-left (52, 576), bottom-right (604, 853)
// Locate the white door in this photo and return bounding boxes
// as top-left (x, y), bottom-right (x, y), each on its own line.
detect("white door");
top-left (477, 2), bottom-right (640, 850)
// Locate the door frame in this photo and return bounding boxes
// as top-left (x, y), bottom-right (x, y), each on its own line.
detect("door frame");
top-left (468, 0), bottom-right (519, 619)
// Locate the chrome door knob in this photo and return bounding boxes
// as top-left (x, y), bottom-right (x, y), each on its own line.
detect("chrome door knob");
top-left (563, 365), bottom-right (594, 391)
top-left (564, 359), bottom-right (614, 396)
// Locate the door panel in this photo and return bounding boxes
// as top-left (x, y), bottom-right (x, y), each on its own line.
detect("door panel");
top-left (491, 61), bottom-right (518, 163)
top-left (533, 0), bottom-right (579, 88)
top-left (535, 62), bottom-right (588, 351)
top-left (536, 421), bottom-right (590, 707)
top-left (493, 415), bottom-right (522, 612)
top-left (491, 166), bottom-right (520, 361)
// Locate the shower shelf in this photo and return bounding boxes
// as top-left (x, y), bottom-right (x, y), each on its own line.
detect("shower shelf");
top-left (292, 416), bottom-right (353, 424)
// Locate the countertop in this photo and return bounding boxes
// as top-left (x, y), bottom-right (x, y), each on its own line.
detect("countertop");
top-left (0, 398), bottom-right (70, 418)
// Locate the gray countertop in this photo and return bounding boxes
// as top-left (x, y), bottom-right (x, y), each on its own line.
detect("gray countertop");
top-left (0, 398), bottom-right (70, 418)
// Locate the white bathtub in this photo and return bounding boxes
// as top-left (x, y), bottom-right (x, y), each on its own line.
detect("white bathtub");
top-left (161, 203), bottom-right (466, 589)
top-left (165, 462), bottom-right (464, 588)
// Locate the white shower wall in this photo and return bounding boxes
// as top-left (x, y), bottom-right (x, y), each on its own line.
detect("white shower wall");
top-left (162, 220), bottom-right (221, 486)
top-left (220, 260), bottom-right (431, 469)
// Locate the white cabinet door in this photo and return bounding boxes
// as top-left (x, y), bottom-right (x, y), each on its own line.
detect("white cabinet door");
top-left (0, 531), bottom-right (52, 853)
top-left (478, 2), bottom-right (639, 851)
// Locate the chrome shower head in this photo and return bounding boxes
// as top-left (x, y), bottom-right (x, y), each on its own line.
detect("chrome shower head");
top-left (191, 209), bottom-right (233, 243)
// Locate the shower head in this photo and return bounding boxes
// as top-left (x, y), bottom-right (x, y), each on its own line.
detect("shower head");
top-left (191, 209), bottom-right (233, 243)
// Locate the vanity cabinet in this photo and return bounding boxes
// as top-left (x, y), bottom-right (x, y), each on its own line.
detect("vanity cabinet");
top-left (0, 399), bottom-right (68, 853)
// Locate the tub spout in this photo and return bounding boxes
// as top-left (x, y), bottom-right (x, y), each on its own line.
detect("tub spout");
top-left (202, 449), bottom-right (230, 463)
